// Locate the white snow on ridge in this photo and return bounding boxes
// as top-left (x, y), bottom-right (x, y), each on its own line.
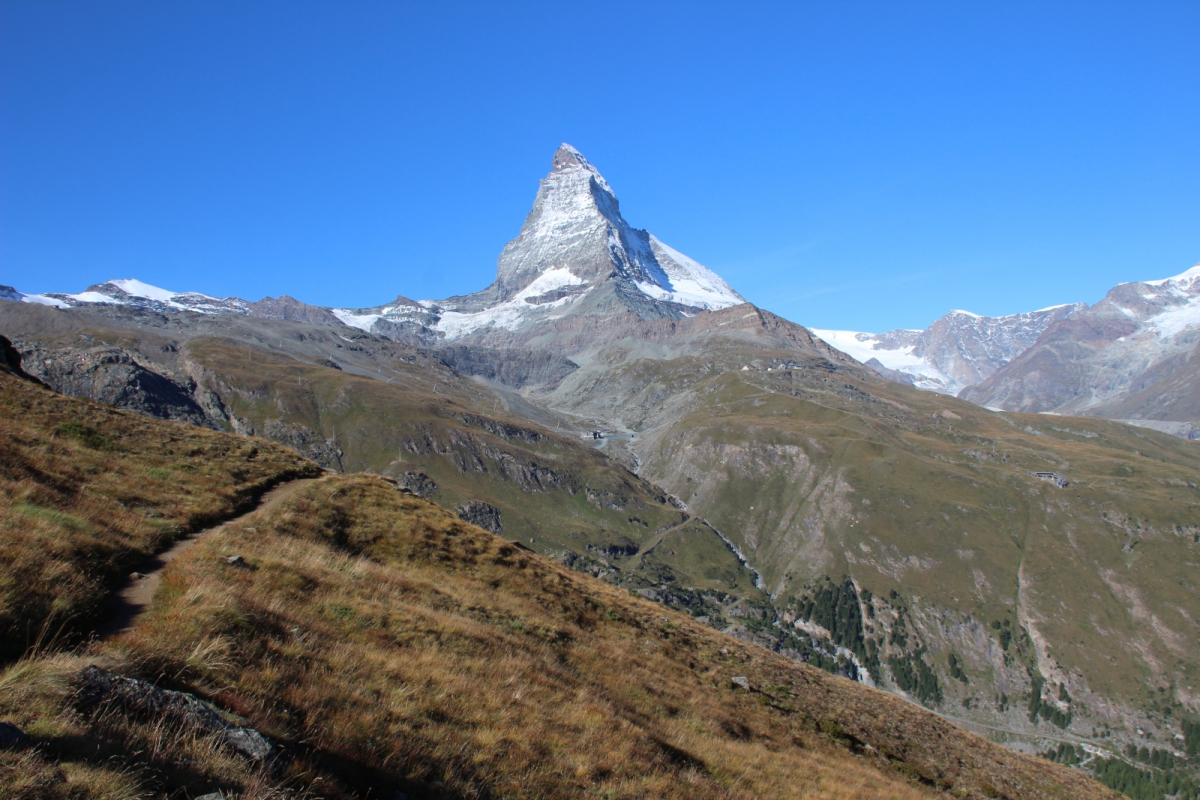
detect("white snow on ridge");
top-left (112, 278), bottom-right (201, 303)
top-left (1143, 262), bottom-right (1200, 287)
top-left (17, 292), bottom-right (70, 308)
top-left (11, 277), bottom-right (248, 315)
top-left (436, 268), bottom-right (589, 338)
top-left (642, 236), bottom-right (744, 311)
top-left (810, 328), bottom-right (956, 393)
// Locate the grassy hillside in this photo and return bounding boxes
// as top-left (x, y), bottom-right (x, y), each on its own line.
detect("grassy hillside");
top-left (552, 334), bottom-right (1200, 761)
top-left (0, 369), bottom-right (320, 660)
top-left (4, 301), bottom-right (1192, 797)
top-left (2, 302), bottom-right (767, 618)
top-left (2, 471), bottom-right (1117, 799)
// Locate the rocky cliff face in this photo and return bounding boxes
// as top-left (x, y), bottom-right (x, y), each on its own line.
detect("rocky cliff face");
top-left (813, 303), bottom-right (1085, 395)
top-left (963, 264), bottom-right (1200, 422)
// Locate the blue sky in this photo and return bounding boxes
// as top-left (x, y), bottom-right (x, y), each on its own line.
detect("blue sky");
top-left (2, 1), bottom-right (1197, 332)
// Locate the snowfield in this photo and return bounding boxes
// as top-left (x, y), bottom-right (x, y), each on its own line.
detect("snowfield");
top-left (810, 328), bottom-right (957, 393)
top-left (434, 268), bottom-right (590, 338)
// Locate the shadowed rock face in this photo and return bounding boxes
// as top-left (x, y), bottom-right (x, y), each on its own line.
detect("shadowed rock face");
top-left (433, 344), bottom-right (579, 389)
top-left (455, 500), bottom-right (502, 534)
top-left (0, 334), bottom-right (43, 384)
top-left (17, 343), bottom-right (219, 429)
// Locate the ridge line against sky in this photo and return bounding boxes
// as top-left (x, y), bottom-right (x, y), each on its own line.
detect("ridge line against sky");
top-left (1, 1), bottom-right (1197, 332)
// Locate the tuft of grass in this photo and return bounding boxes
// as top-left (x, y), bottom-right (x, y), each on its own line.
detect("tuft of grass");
top-left (55, 420), bottom-right (114, 450)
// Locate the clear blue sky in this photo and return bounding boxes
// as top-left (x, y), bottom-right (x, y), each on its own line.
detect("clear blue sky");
top-left (2, 1), bottom-right (1197, 332)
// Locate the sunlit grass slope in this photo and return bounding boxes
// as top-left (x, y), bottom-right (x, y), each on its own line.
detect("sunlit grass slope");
top-left (0, 369), bottom-right (320, 659)
top-left (5, 473), bottom-right (1108, 799)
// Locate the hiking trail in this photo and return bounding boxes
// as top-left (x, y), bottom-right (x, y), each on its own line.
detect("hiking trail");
top-left (99, 478), bottom-right (317, 638)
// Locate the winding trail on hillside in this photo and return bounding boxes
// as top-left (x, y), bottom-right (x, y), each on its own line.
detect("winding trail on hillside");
top-left (98, 478), bottom-right (317, 639)
top-left (633, 515), bottom-right (695, 565)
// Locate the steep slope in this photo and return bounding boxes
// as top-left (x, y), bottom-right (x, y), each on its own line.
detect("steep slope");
top-left (0, 442), bottom-right (1120, 798)
top-left (964, 264), bottom-right (1200, 425)
top-left (0, 363), bottom-right (320, 660)
top-left (537, 316), bottom-right (1200, 771)
top-left (813, 303), bottom-right (1085, 395)
top-left (0, 299), bottom-right (768, 625)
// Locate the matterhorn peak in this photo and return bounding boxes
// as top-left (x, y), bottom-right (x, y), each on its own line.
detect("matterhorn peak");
top-left (551, 143), bottom-right (593, 173)
top-left (334, 144), bottom-right (745, 340)
top-left (463, 144), bottom-right (743, 316)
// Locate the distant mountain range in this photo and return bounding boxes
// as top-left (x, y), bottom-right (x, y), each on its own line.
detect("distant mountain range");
top-left (813, 264), bottom-right (1200, 436)
top-left (811, 304), bottom-right (1086, 395)
top-left (8, 143), bottom-right (1197, 435)
top-left (9, 144), bottom-right (744, 345)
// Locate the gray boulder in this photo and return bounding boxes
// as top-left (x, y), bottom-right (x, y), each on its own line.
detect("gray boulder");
top-left (455, 501), bottom-right (502, 535)
top-left (75, 665), bottom-right (274, 763)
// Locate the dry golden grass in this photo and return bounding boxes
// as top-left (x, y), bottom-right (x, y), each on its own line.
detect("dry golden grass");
top-left (78, 473), bottom-right (1113, 800)
top-left (0, 648), bottom-right (300, 800)
top-left (0, 371), bottom-right (320, 659)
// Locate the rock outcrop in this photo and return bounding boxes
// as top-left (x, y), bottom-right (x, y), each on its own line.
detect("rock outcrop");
top-left (455, 501), bottom-right (502, 534)
top-left (75, 665), bottom-right (275, 763)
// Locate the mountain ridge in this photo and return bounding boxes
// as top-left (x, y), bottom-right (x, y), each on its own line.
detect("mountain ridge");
top-left (962, 263), bottom-right (1200, 425)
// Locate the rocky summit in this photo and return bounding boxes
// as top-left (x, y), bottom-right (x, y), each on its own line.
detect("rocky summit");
top-left (330, 143), bottom-right (746, 343)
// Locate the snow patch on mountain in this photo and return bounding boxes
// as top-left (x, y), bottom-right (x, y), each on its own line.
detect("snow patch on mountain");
top-left (814, 302), bottom-right (1087, 396)
top-left (1148, 301), bottom-right (1200, 339)
top-left (434, 268), bottom-right (590, 338)
top-left (10, 288), bottom-right (70, 308)
top-left (332, 307), bottom-right (390, 332)
top-left (810, 328), bottom-right (955, 392)
top-left (107, 278), bottom-right (189, 304)
top-left (640, 236), bottom-right (744, 311)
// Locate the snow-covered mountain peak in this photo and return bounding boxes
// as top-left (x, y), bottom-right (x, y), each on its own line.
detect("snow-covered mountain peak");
top-left (814, 302), bottom-right (1085, 395)
top-left (1144, 261), bottom-right (1200, 288)
top-left (435, 144), bottom-right (743, 326)
top-left (9, 145), bottom-right (747, 346)
top-left (551, 143), bottom-right (593, 173)
top-left (11, 277), bottom-right (247, 313)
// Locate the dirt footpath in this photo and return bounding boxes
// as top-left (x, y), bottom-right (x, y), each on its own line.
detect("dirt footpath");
top-left (98, 477), bottom-right (317, 638)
